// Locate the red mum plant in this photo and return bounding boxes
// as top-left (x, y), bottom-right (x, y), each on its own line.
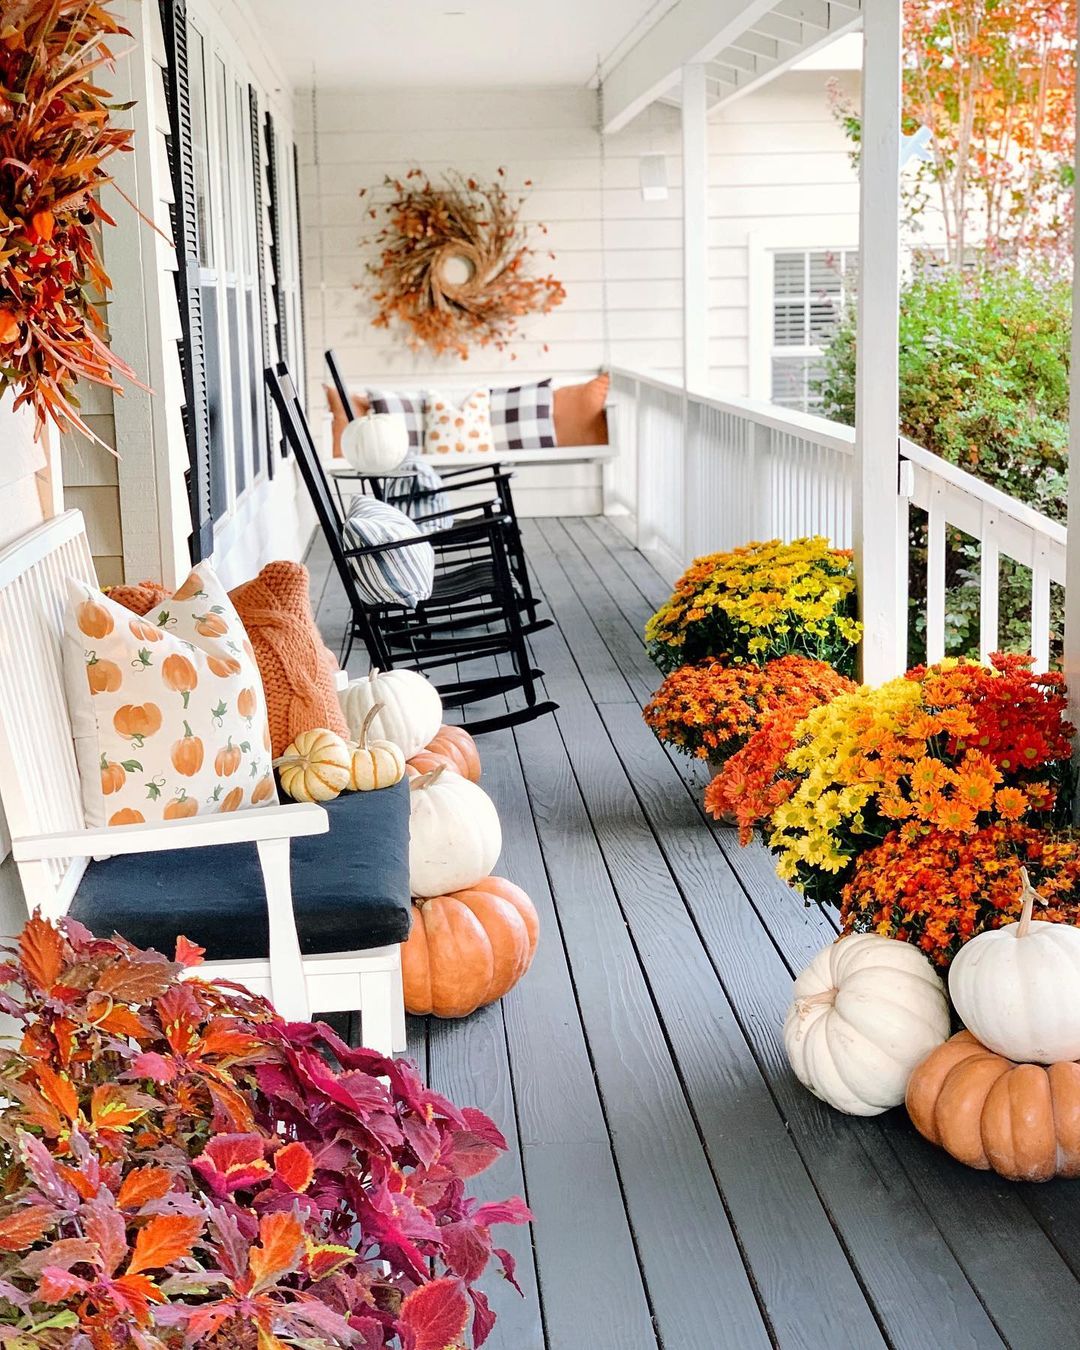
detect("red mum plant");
top-left (0, 0), bottom-right (138, 441)
top-left (0, 915), bottom-right (528, 1348)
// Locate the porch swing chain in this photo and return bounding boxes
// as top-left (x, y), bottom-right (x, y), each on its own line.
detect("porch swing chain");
top-left (595, 59), bottom-right (612, 374)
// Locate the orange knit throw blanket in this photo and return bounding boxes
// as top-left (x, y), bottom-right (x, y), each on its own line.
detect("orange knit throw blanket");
top-left (108, 563), bottom-right (348, 757)
top-left (229, 562), bottom-right (350, 756)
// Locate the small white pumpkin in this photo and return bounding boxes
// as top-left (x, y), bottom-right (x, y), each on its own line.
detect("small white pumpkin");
top-left (341, 412), bottom-right (409, 474)
top-left (409, 765), bottom-right (501, 897)
top-left (340, 668), bottom-right (442, 760)
top-left (784, 933), bottom-right (950, 1116)
top-left (273, 728), bottom-right (352, 803)
top-left (349, 704), bottom-right (406, 791)
top-left (949, 867), bottom-right (1080, 1064)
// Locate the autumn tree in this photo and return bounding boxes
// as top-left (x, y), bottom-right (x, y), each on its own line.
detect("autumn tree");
top-left (904, 0), bottom-right (1076, 267)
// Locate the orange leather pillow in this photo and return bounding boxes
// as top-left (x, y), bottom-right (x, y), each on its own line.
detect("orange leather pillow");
top-left (228, 561), bottom-right (349, 756)
top-left (325, 383), bottom-right (371, 459)
top-left (554, 373), bottom-right (610, 447)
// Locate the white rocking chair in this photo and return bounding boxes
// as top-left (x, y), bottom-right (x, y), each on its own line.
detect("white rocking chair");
top-left (0, 510), bottom-right (407, 1055)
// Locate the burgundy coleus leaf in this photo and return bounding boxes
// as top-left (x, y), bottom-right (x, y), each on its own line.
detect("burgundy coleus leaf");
top-left (254, 1061), bottom-right (309, 1115)
top-left (470, 1287), bottom-right (497, 1348)
top-left (125, 1052), bottom-right (177, 1084)
top-left (345, 1177), bottom-right (431, 1284)
top-left (96, 956), bottom-right (178, 1005)
top-left (494, 1246), bottom-right (523, 1295)
top-left (204, 1204), bottom-right (250, 1283)
top-left (390, 1058), bottom-right (466, 1128)
top-left (82, 1196), bottom-right (128, 1276)
top-left (440, 1219), bottom-right (491, 1283)
top-left (38, 1266), bottom-right (91, 1302)
top-left (402, 1111), bottom-right (442, 1169)
top-left (447, 1107), bottom-right (508, 1179)
top-left (19, 1133), bottom-right (80, 1209)
top-left (399, 1277), bottom-right (470, 1350)
top-left (193, 1134), bottom-right (271, 1196)
top-left (20, 1236), bottom-right (97, 1277)
top-left (471, 1197), bottom-right (531, 1230)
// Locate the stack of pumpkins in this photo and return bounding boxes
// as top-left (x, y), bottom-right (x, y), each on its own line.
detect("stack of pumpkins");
top-left (337, 668), bottom-right (540, 1020)
top-left (785, 870), bottom-right (1080, 1182)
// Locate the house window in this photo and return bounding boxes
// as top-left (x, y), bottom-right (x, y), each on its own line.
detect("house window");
top-left (770, 249), bottom-right (856, 412)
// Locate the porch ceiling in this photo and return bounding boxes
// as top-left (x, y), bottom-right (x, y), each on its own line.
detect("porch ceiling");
top-left (602, 0), bottom-right (864, 132)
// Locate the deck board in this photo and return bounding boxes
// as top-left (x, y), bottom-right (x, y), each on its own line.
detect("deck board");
top-left (309, 515), bottom-right (1080, 1350)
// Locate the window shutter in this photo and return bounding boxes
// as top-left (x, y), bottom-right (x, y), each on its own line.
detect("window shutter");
top-left (292, 141), bottom-right (307, 403)
top-left (249, 84), bottom-right (274, 480)
top-left (264, 110), bottom-right (288, 456)
top-left (158, 0), bottom-right (213, 561)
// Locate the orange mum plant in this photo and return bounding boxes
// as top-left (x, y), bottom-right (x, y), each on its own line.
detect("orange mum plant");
top-left (0, 0), bottom-right (137, 442)
top-left (643, 654), bottom-right (854, 763)
top-left (363, 168), bottom-right (566, 359)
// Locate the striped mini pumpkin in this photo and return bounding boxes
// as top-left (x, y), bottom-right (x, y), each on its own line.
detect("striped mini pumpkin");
top-left (343, 497), bottom-right (435, 608)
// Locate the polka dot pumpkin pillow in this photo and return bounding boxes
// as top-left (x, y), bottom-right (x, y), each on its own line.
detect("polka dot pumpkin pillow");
top-left (424, 388), bottom-right (494, 455)
top-left (63, 562), bottom-right (277, 828)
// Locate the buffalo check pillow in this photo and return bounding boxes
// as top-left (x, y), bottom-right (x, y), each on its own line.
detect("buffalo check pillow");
top-left (63, 562), bottom-right (276, 829)
top-left (366, 388), bottom-right (425, 452)
top-left (489, 378), bottom-right (557, 451)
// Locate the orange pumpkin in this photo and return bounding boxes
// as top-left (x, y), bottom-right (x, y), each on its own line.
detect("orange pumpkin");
top-left (77, 599), bottom-right (113, 639)
top-left (408, 724), bottom-right (482, 784)
top-left (164, 791), bottom-right (198, 820)
top-left (215, 738), bottom-right (242, 777)
top-left (129, 618), bottom-right (163, 643)
top-left (401, 876), bottom-right (539, 1018)
top-left (171, 721), bottom-right (204, 776)
top-left (907, 1030), bottom-right (1080, 1182)
top-left (108, 808), bottom-right (144, 827)
top-left (162, 653), bottom-right (198, 692)
top-left (208, 655), bottom-right (242, 678)
top-left (218, 786), bottom-right (244, 813)
top-left (237, 687), bottom-right (258, 722)
top-left (113, 703), bottom-right (162, 747)
top-left (174, 572), bottom-right (205, 601)
top-left (251, 774), bottom-right (277, 805)
top-left (86, 655), bottom-right (122, 695)
top-left (100, 755), bottom-right (139, 796)
top-left (194, 609), bottom-right (228, 638)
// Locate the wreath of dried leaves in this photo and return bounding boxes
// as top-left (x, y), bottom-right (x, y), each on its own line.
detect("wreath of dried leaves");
top-left (0, 0), bottom-right (137, 444)
top-left (362, 168), bottom-right (566, 359)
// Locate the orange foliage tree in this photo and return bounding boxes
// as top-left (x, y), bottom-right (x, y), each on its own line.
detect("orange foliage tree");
top-left (904, 0), bottom-right (1076, 266)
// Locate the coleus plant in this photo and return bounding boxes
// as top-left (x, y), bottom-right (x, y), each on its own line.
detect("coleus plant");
top-left (0, 915), bottom-right (528, 1348)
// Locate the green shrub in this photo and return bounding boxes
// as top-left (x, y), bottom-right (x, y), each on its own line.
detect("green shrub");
top-left (817, 266), bottom-right (1071, 662)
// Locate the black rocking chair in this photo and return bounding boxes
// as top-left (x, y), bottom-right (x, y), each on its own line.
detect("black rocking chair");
top-left (266, 362), bottom-right (557, 734)
top-left (324, 348), bottom-right (540, 625)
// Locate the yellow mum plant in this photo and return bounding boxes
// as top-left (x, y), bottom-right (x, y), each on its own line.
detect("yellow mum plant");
top-left (644, 537), bottom-right (862, 676)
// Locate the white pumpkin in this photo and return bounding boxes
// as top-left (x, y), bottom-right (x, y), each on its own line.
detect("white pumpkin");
top-left (409, 765), bottom-right (501, 897)
top-left (349, 704), bottom-right (406, 791)
top-left (949, 867), bottom-right (1080, 1064)
top-left (339, 667), bottom-right (442, 759)
top-left (273, 728), bottom-right (352, 803)
top-left (784, 933), bottom-right (950, 1116)
top-left (341, 413), bottom-right (409, 474)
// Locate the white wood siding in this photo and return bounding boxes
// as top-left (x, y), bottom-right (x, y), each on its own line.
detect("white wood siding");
top-left (297, 70), bottom-right (860, 404)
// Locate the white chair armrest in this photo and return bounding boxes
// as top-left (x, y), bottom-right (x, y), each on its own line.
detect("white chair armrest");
top-left (11, 803), bottom-right (328, 862)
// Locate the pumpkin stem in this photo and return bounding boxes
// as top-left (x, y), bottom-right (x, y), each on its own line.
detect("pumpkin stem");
top-left (794, 987), bottom-right (837, 1016)
top-left (1016, 866), bottom-right (1042, 939)
top-left (409, 765), bottom-right (446, 792)
top-left (358, 702), bottom-right (383, 749)
top-left (368, 667), bottom-right (380, 684)
top-left (271, 754), bottom-right (307, 770)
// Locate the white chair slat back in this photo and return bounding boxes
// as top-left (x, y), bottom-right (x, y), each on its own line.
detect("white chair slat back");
top-left (0, 511), bottom-right (95, 917)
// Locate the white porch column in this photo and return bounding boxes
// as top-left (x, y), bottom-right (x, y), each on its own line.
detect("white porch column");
top-left (1063, 42), bottom-right (1080, 746)
top-left (854, 0), bottom-right (905, 683)
top-left (681, 63), bottom-right (709, 393)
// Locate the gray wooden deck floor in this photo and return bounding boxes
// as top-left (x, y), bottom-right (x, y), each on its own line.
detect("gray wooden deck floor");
top-left (309, 516), bottom-right (1080, 1350)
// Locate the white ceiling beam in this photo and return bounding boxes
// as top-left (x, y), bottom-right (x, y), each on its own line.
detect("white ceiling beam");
top-left (773, 0), bottom-right (833, 33)
top-left (752, 11), bottom-right (811, 46)
top-left (728, 30), bottom-right (782, 60)
top-left (602, 0), bottom-right (778, 133)
top-left (710, 4), bottom-right (862, 111)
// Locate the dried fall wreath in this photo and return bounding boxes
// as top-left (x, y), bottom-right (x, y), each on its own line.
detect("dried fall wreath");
top-left (0, 0), bottom-right (137, 442)
top-left (363, 168), bottom-right (566, 359)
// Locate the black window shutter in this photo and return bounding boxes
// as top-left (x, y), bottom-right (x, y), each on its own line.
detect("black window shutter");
top-left (249, 84), bottom-right (274, 480)
top-left (158, 0), bottom-right (213, 561)
top-left (264, 110), bottom-right (288, 456)
top-left (292, 141), bottom-right (307, 404)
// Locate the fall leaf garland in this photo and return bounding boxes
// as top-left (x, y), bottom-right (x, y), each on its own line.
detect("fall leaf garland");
top-left (363, 167), bottom-right (566, 359)
top-left (0, 0), bottom-right (137, 443)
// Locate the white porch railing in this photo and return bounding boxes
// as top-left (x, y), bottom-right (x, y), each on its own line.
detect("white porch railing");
top-left (609, 365), bottom-right (1065, 672)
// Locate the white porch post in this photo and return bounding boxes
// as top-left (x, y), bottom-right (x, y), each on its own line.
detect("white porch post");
top-left (681, 63), bottom-right (709, 393)
top-left (854, 0), bottom-right (905, 683)
top-left (1063, 43), bottom-right (1080, 746)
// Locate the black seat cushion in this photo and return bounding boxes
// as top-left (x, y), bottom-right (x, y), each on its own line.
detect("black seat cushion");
top-left (69, 780), bottom-right (411, 960)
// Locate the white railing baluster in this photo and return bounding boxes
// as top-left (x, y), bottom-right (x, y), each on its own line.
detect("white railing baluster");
top-left (979, 502), bottom-right (1000, 663)
top-left (1032, 545), bottom-right (1052, 672)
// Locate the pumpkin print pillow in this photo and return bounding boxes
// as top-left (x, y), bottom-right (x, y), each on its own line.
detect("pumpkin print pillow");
top-left (424, 389), bottom-right (494, 455)
top-left (63, 563), bottom-right (278, 829)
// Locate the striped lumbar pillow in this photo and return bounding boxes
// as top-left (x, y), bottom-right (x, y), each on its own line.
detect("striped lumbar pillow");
top-left (343, 497), bottom-right (435, 608)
